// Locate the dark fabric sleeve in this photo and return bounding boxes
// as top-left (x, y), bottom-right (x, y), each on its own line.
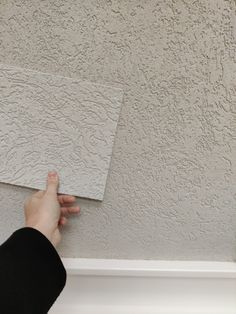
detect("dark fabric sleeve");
top-left (0, 227), bottom-right (67, 314)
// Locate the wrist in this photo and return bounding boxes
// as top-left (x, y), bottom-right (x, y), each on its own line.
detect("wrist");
top-left (25, 223), bottom-right (53, 245)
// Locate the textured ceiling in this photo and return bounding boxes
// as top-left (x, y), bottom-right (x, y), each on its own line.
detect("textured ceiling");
top-left (0, 64), bottom-right (123, 200)
top-left (0, 0), bottom-right (236, 261)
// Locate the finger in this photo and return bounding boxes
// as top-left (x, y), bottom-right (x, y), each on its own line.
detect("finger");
top-left (33, 190), bottom-right (45, 198)
top-left (61, 206), bottom-right (80, 215)
top-left (58, 194), bottom-right (76, 205)
top-left (46, 171), bottom-right (59, 195)
top-left (58, 216), bottom-right (67, 226)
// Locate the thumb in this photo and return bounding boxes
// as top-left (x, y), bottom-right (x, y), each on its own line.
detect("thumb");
top-left (46, 171), bottom-right (59, 195)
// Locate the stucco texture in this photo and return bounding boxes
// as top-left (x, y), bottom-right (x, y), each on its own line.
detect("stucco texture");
top-left (0, 64), bottom-right (123, 200)
top-left (0, 0), bottom-right (236, 260)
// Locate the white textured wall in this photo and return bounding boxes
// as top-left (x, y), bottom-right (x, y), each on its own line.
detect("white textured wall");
top-left (0, 0), bottom-right (236, 260)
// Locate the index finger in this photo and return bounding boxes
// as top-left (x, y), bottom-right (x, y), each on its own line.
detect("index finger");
top-left (58, 194), bottom-right (76, 204)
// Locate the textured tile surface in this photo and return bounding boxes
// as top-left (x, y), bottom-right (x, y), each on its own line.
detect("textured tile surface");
top-left (0, 0), bottom-right (236, 261)
top-left (0, 64), bottom-right (123, 200)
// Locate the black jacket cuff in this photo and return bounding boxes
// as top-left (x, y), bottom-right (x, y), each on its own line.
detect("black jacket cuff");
top-left (0, 227), bottom-right (66, 313)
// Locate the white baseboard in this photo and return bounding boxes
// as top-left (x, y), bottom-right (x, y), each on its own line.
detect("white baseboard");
top-left (50, 258), bottom-right (236, 314)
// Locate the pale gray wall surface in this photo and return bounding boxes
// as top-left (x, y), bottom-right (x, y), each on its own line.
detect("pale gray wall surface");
top-left (0, 64), bottom-right (123, 200)
top-left (0, 0), bottom-right (236, 260)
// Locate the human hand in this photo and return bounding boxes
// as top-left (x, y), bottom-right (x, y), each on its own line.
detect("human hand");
top-left (24, 171), bottom-right (80, 247)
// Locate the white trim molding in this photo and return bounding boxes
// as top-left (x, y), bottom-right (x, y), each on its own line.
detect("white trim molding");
top-left (50, 258), bottom-right (236, 314)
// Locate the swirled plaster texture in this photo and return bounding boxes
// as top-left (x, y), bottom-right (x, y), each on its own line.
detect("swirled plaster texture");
top-left (0, 64), bottom-right (123, 200)
top-left (0, 0), bottom-right (236, 260)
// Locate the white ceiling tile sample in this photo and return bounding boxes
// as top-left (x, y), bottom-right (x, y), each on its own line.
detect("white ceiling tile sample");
top-left (0, 64), bottom-right (123, 200)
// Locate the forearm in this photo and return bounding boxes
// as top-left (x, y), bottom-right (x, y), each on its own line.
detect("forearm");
top-left (0, 227), bottom-right (66, 314)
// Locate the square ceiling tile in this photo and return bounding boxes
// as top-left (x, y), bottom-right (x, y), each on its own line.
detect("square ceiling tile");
top-left (0, 64), bottom-right (123, 200)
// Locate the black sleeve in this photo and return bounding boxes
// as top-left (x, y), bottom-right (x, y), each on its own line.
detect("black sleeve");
top-left (0, 227), bottom-right (67, 314)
